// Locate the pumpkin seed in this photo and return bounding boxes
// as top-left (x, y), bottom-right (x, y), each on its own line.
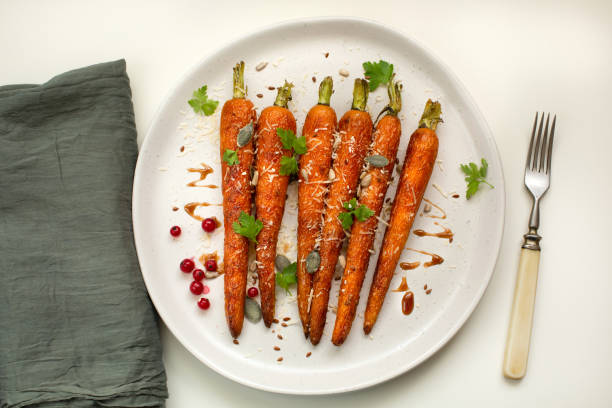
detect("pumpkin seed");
top-left (275, 254), bottom-right (291, 272)
top-left (339, 68), bottom-right (349, 77)
top-left (255, 62), bottom-right (268, 72)
top-left (338, 254), bottom-right (346, 268)
top-left (244, 298), bottom-right (262, 323)
top-left (237, 122), bottom-right (254, 147)
top-left (366, 155), bottom-right (389, 168)
top-left (306, 250), bottom-right (320, 274)
top-left (361, 173), bottom-right (372, 188)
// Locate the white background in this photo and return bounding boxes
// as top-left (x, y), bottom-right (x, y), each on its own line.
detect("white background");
top-left (2, 0), bottom-right (611, 406)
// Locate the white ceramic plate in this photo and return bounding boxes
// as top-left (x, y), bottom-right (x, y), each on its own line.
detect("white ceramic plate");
top-left (133, 17), bottom-right (505, 395)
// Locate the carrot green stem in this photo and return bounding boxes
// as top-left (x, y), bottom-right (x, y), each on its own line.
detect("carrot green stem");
top-left (386, 79), bottom-right (402, 116)
top-left (351, 78), bottom-right (369, 111)
top-left (232, 61), bottom-right (246, 99)
top-left (274, 81), bottom-right (293, 108)
top-left (418, 99), bottom-right (442, 131)
top-left (317, 76), bottom-right (333, 106)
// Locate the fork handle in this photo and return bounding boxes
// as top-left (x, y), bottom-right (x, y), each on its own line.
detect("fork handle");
top-left (503, 248), bottom-right (541, 379)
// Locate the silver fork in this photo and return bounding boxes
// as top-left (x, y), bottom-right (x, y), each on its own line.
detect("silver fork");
top-left (503, 112), bottom-right (556, 380)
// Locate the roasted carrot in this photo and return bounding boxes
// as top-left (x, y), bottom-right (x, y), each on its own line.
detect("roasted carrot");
top-left (297, 77), bottom-right (337, 337)
top-left (363, 99), bottom-right (442, 334)
top-left (254, 81), bottom-right (297, 327)
top-left (309, 79), bottom-right (373, 345)
top-left (221, 62), bottom-right (257, 338)
top-left (332, 80), bottom-right (403, 345)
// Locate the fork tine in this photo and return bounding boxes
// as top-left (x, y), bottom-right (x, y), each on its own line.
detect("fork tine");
top-left (526, 112), bottom-right (538, 171)
top-left (532, 112), bottom-right (545, 170)
top-left (538, 113), bottom-right (550, 172)
top-left (546, 115), bottom-right (556, 173)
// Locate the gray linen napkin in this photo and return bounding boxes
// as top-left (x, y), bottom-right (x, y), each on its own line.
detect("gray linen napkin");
top-left (0, 60), bottom-right (167, 407)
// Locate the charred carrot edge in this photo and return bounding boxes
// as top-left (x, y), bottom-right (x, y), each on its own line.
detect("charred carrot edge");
top-left (309, 79), bottom-right (373, 345)
top-left (255, 81), bottom-right (296, 327)
top-left (363, 99), bottom-right (442, 334)
top-left (297, 77), bottom-right (337, 337)
top-left (222, 61), bottom-right (257, 338)
top-left (332, 80), bottom-right (403, 345)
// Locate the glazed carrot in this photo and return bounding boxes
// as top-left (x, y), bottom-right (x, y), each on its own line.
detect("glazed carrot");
top-left (332, 80), bottom-right (403, 346)
top-left (255, 81), bottom-right (297, 327)
top-left (309, 79), bottom-right (373, 345)
top-left (297, 77), bottom-right (337, 337)
top-left (363, 99), bottom-right (442, 334)
top-left (221, 62), bottom-right (257, 338)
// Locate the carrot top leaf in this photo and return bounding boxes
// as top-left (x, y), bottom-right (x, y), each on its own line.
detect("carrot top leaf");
top-left (279, 155), bottom-right (298, 176)
top-left (460, 158), bottom-right (494, 199)
top-left (232, 211), bottom-right (263, 243)
top-left (339, 198), bottom-right (375, 229)
top-left (276, 262), bottom-right (297, 295)
top-left (188, 85), bottom-right (219, 116)
top-left (363, 60), bottom-right (394, 91)
top-left (223, 149), bottom-right (239, 166)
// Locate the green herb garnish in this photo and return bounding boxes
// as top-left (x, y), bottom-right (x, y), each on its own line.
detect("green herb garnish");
top-left (223, 149), bottom-right (239, 166)
top-left (338, 198), bottom-right (375, 230)
top-left (362, 60), bottom-right (394, 91)
top-left (188, 85), bottom-right (219, 116)
top-left (276, 128), bottom-right (306, 176)
top-left (460, 158), bottom-right (494, 199)
top-left (276, 262), bottom-right (297, 295)
top-left (232, 211), bottom-right (263, 243)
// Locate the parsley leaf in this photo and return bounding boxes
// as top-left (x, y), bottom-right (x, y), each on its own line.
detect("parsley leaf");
top-left (460, 158), bottom-right (494, 199)
top-left (362, 60), bottom-right (394, 91)
top-left (338, 211), bottom-right (355, 230)
top-left (279, 155), bottom-right (298, 176)
top-left (338, 198), bottom-right (374, 230)
top-left (276, 262), bottom-right (297, 294)
top-left (354, 204), bottom-right (375, 221)
top-left (293, 135), bottom-right (307, 155)
top-left (188, 85), bottom-right (219, 116)
top-left (223, 149), bottom-right (239, 166)
top-left (277, 128), bottom-right (296, 150)
top-left (232, 211), bottom-right (263, 243)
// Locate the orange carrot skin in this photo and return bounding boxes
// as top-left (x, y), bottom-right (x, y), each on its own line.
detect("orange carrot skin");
top-left (297, 105), bottom-right (337, 337)
top-left (221, 98), bottom-right (256, 338)
top-left (255, 106), bottom-right (296, 327)
top-left (332, 114), bottom-right (402, 345)
top-left (363, 127), bottom-right (438, 334)
top-left (309, 110), bottom-right (373, 345)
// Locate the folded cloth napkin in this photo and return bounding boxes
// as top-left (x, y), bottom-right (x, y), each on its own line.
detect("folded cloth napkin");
top-left (0, 60), bottom-right (168, 407)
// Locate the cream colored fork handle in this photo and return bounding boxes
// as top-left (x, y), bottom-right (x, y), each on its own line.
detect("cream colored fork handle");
top-left (503, 248), bottom-right (541, 380)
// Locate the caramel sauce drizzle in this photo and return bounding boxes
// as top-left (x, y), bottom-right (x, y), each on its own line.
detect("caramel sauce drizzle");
top-left (413, 222), bottom-right (454, 243)
top-left (187, 163), bottom-right (217, 188)
top-left (405, 248), bottom-right (444, 268)
top-left (399, 261), bottom-right (421, 270)
top-left (184, 202), bottom-right (221, 221)
top-left (422, 198), bottom-right (446, 219)
top-left (392, 276), bottom-right (409, 292)
top-left (402, 291), bottom-right (415, 315)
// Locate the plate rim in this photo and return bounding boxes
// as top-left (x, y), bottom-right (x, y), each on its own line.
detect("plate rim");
top-left (133, 16), bottom-right (506, 395)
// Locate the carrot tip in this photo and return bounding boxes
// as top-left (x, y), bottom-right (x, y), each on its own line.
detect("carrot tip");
top-left (233, 61), bottom-right (246, 99)
top-left (418, 100), bottom-right (443, 131)
top-left (318, 76), bottom-right (333, 106)
top-left (274, 80), bottom-right (294, 108)
top-left (351, 78), bottom-right (369, 111)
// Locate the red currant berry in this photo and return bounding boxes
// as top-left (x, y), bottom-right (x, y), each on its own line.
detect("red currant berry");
top-left (180, 258), bottom-right (195, 273)
top-left (205, 259), bottom-right (218, 272)
top-left (192, 269), bottom-right (205, 281)
top-left (190, 281), bottom-right (204, 295)
top-left (170, 225), bottom-right (181, 237)
top-left (201, 218), bottom-right (216, 233)
top-left (198, 297), bottom-right (210, 310)
top-left (247, 287), bottom-right (259, 297)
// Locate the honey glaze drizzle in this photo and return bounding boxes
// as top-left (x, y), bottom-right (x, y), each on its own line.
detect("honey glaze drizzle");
top-left (392, 276), bottom-right (409, 292)
top-left (402, 291), bottom-right (415, 315)
top-left (413, 222), bottom-right (454, 243)
top-left (422, 198), bottom-right (446, 219)
top-left (405, 248), bottom-right (444, 268)
top-left (187, 163), bottom-right (217, 188)
top-left (184, 202), bottom-right (221, 221)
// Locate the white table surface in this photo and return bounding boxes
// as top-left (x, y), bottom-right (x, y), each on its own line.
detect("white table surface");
top-left (2, 0), bottom-right (611, 406)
